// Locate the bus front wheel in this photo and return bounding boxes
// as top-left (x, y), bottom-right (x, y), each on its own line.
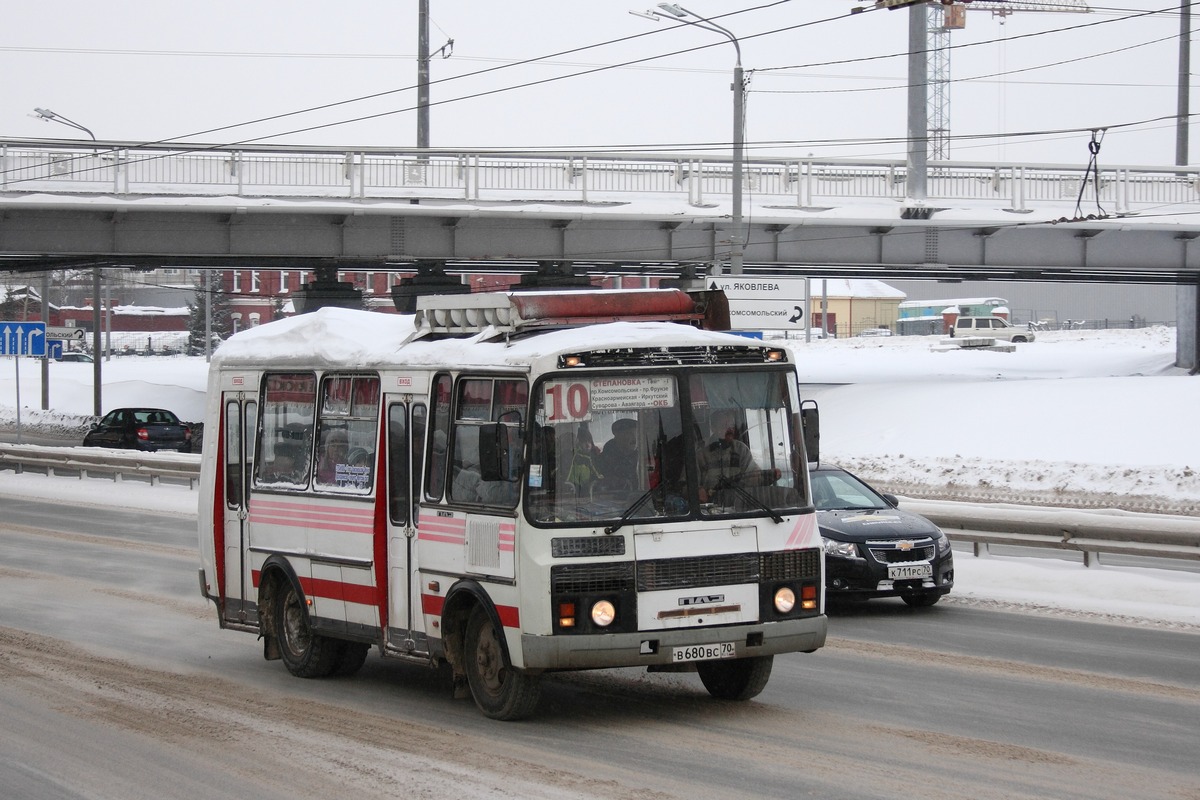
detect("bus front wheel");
top-left (697, 655), bottom-right (773, 701)
top-left (463, 606), bottom-right (540, 720)
top-left (275, 581), bottom-right (341, 678)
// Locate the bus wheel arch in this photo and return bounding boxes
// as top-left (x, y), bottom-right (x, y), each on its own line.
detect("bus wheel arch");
top-left (442, 582), bottom-right (541, 720)
top-left (259, 556), bottom-right (341, 679)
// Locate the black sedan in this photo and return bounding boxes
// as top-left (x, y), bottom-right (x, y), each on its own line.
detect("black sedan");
top-left (813, 464), bottom-right (953, 607)
top-left (83, 408), bottom-right (193, 453)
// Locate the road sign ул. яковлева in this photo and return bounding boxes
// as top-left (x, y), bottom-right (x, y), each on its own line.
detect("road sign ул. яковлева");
top-left (707, 277), bottom-right (809, 332)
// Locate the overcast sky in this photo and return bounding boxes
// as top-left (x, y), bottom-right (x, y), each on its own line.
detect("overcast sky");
top-left (2, 1), bottom-right (1192, 166)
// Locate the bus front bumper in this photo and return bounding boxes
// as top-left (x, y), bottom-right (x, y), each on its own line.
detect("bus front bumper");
top-left (518, 615), bottom-right (827, 670)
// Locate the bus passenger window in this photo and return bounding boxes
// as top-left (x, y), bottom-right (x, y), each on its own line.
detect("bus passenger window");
top-left (255, 373), bottom-right (316, 490)
top-left (314, 374), bottom-right (379, 493)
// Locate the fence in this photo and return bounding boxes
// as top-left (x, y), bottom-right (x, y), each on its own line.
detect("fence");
top-left (1, 444), bottom-right (1196, 566)
top-left (0, 444), bottom-right (200, 489)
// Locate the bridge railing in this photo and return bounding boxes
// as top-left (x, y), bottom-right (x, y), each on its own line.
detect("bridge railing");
top-left (4, 139), bottom-right (1199, 214)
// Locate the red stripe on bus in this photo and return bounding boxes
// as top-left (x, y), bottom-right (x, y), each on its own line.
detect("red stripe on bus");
top-left (300, 575), bottom-right (380, 607)
top-left (249, 569), bottom-right (378, 607)
top-left (420, 594), bottom-right (520, 629)
top-left (418, 532), bottom-right (467, 545)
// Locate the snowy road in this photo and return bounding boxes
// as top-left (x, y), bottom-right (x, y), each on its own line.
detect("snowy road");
top-left (1, 494), bottom-right (1197, 800)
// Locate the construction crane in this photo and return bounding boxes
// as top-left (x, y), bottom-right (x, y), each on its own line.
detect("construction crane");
top-left (927, 1), bottom-right (1092, 159)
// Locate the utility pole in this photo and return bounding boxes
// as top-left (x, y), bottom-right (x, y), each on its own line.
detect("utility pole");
top-left (40, 272), bottom-right (50, 410)
top-left (418, 0), bottom-right (430, 149)
top-left (905, 1), bottom-right (928, 203)
top-left (92, 268), bottom-right (102, 416)
top-left (1178, 1), bottom-right (1191, 166)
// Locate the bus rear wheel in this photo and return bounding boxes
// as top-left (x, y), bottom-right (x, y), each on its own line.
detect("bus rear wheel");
top-left (275, 581), bottom-right (341, 678)
top-left (464, 606), bottom-right (540, 720)
top-left (697, 655), bottom-right (773, 701)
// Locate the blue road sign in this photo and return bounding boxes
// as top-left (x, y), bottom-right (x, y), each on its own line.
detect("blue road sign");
top-left (0, 321), bottom-right (47, 357)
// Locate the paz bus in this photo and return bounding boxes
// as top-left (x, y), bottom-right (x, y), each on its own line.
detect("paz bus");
top-left (197, 288), bottom-right (826, 720)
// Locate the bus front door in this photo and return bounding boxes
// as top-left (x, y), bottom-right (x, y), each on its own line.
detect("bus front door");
top-left (385, 399), bottom-right (427, 654)
top-left (220, 393), bottom-right (257, 625)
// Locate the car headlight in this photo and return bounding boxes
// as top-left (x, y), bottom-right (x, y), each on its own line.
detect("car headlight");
top-left (822, 537), bottom-right (859, 559)
top-left (934, 529), bottom-right (951, 555)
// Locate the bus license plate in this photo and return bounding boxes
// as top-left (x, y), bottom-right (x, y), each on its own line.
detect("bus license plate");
top-left (889, 564), bottom-right (932, 580)
top-left (671, 642), bottom-right (736, 663)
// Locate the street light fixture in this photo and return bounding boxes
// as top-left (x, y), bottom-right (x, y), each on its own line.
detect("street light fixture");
top-left (633, 4), bottom-right (746, 274)
top-left (33, 107), bottom-right (103, 412)
top-left (32, 107), bottom-right (96, 141)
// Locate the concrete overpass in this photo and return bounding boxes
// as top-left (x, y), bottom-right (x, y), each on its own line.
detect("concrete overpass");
top-left (2, 138), bottom-right (1198, 367)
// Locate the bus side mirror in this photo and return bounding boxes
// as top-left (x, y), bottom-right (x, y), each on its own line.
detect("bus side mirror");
top-left (479, 412), bottom-right (522, 482)
top-left (478, 423), bottom-right (507, 482)
top-left (800, 400), bottom-right (819, 465)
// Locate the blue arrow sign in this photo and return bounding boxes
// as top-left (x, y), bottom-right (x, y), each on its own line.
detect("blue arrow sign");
top-left (0, 321), bottom-right (47, 357)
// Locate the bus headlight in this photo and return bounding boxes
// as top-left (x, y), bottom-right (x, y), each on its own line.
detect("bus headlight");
top-left (773, 587), bottom-right (796, 614)
top-left (590, 600), bottom-right (616, 627)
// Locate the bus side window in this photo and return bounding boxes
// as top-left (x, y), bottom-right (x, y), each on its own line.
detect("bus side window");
top-left (314, 374), bottom-right (379, 493)
top-left (410, 404), bottom-right (427, 523)
top-left (255, 373), bottom-right (317, 489)
top-left (425, 374), bottom-right (452, 501)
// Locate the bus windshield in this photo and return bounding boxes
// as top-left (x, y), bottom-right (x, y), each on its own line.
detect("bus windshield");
top-left (528, 369), bottom-right (804, 525)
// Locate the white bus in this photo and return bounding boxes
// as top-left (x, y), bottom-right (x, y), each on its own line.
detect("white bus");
top-left (198, 288), bottom-right (826, 719)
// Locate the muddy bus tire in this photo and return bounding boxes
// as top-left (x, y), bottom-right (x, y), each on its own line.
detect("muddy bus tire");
top-left (334, 642), bottom-right (370, 677)
top-left (697, 655), bottom-right (773, 701)
top-left (464, 606), bottom-right (540, 720)
top-left (275, 582), bottom-right (341, 679)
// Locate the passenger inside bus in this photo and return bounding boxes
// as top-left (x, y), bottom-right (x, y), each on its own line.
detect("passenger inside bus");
top-left (315, 429), bottom-right (349, 484)
top-left (262, 442), bottom-right (303, 484)
top-left (596, 418), bottom-right (639, 490)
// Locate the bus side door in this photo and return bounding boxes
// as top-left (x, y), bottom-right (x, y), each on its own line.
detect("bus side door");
top-left (221, 392), bottom-right (257, 625)
top-left (385, 398), bottom-right (427, 654)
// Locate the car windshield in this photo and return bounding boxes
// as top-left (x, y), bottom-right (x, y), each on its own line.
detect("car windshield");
top-left (810, 469), bottom-right (889, 511)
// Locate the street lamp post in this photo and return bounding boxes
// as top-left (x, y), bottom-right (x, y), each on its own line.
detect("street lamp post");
top-left (33, 107), bottom-right (103, 413)
top-left (634, 4), bottom-right (745, 274)
top-left (32, 107), bottom-right (96, 141)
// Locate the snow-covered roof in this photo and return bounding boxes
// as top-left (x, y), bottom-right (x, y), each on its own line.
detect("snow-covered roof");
top-left (897, 296), bottom-right (1005, 309)
top-left (807, 279), bottom-right (906, 299)
top-left (212, 304), bottom-right (771, 371)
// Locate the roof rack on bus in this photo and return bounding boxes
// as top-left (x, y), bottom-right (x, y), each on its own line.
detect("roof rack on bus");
top-left (413, 288), bottom-right (710, 337)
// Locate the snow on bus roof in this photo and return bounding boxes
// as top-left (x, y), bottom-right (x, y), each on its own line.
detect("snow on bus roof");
top-left (212, 305), bottom-right (767, 370)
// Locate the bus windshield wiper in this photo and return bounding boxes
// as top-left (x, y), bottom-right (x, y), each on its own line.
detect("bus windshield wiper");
top-left (714, 476), bottom-right (784, 524)
top-left (603, 488), bottom-right (656, 535)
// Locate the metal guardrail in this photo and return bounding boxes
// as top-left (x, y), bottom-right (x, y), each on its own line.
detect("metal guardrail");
top-left (902, 498), bottom-right (1200, 566)
top-left (0, 443), bottom-right (201, 489)
top-left (3, 138), bottom-right (1199, 214)
top-left (2, 444), bottom-right (1196, 565)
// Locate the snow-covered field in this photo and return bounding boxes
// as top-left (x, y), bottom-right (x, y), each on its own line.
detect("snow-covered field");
top-left (2, 323), bottom-right (1197, 628)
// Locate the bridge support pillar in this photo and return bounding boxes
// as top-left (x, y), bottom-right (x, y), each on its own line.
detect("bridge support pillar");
top-left (1179, 282), bottom-right (1199, 372)
top-left (294, 264), bottom-right (363, 314)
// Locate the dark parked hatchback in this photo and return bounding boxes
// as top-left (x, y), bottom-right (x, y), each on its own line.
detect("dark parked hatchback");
top-left (813, 465), bottom-right (953, 607)
top-left (83, 408), bottom-right (193, 453)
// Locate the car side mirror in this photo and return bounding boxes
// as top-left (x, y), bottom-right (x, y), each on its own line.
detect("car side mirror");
top-left (881, 493), bottom-right (899, 508)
